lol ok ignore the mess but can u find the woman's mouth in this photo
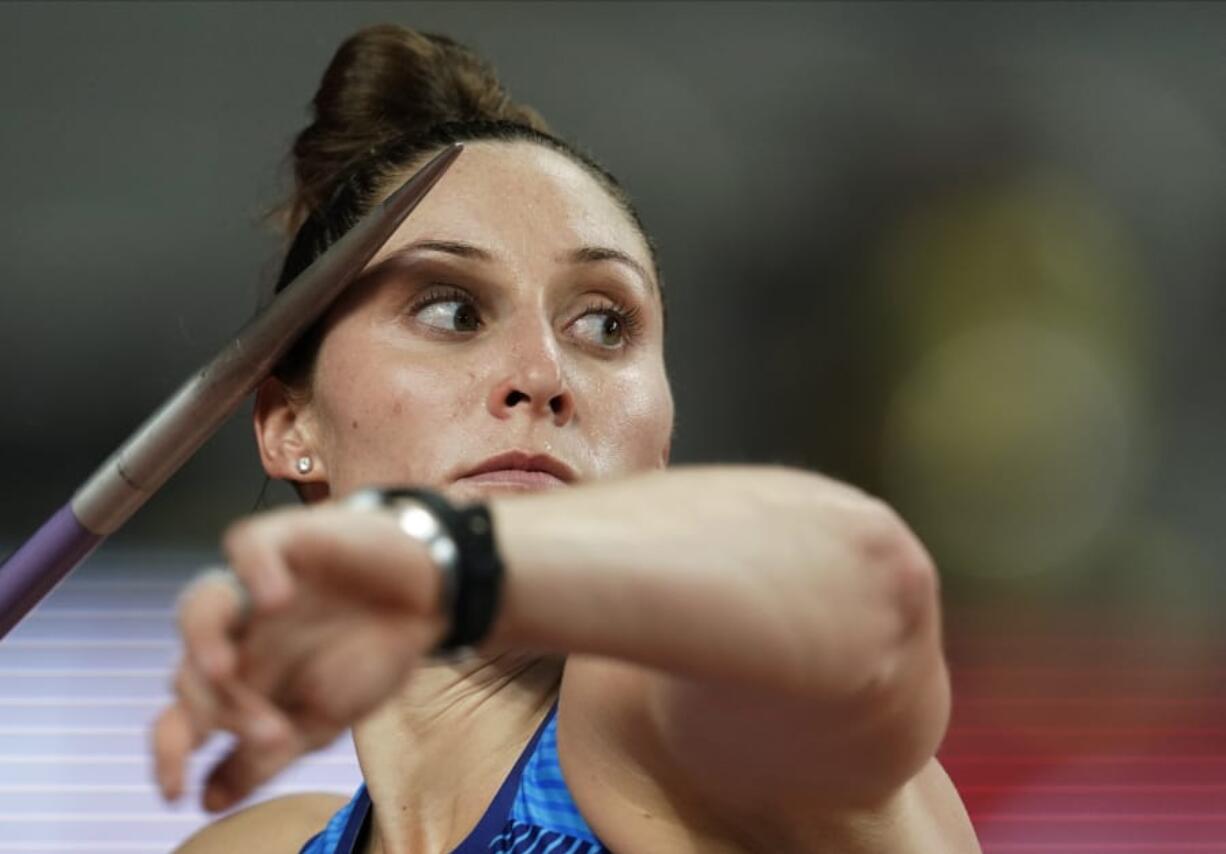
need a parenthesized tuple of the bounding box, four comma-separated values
(451, 450, 577, 491)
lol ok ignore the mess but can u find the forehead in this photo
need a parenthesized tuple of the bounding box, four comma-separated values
(368, 141, 651, 274)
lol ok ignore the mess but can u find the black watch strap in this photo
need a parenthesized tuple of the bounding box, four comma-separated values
(378, 488, 504, 653)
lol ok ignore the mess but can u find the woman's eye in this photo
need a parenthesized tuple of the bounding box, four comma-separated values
(572, 310, 626, 348)
(414, 297, 481, 333)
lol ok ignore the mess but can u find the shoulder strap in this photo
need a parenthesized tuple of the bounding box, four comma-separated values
(325, 704, 559, 854)
(335, 784, 373, 854)
(297, 784, 370, 854)
(449, 703, 559, 853)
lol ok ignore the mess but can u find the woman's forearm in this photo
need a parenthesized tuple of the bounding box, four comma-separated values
(486, 464, 941, 707)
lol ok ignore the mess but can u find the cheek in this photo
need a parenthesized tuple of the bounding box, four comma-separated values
(312, 351, 483, 491)
(585, 365, 674, 474)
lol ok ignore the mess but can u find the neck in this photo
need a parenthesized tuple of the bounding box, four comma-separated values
(354, 652, 562, 854)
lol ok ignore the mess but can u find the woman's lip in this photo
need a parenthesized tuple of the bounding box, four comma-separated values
(453, 469, 568, 488)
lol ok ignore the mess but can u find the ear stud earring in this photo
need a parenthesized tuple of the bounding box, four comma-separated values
(296, 456, 313, 475)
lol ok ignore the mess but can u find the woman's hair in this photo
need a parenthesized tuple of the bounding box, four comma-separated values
(271, 24, 660, 388)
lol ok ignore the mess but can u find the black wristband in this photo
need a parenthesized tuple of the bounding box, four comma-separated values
(378, 488, 504, 653)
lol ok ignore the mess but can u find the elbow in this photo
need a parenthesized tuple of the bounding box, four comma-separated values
(785, 465, 942, 642)
(784, 472, 946, 706)
(870, 500, 945, 688)
(880, 507, 942, 645)
(852, 497, 942, 656)
(849, 505, 952, 797)
(771, 468, 949, 718)
(776, 472, 953, 802)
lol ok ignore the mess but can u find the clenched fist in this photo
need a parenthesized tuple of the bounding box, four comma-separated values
(151, 502, 449, 811)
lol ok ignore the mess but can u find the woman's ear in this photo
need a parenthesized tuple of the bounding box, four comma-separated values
(253, 377, 329, 487)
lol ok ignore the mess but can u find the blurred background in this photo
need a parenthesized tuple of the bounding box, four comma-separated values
(1, 2, 1223, 851)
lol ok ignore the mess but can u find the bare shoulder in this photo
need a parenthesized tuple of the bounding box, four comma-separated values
(173, 792, 350, 854)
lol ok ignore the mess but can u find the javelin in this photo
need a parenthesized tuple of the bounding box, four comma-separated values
(0, 144, 464, 639)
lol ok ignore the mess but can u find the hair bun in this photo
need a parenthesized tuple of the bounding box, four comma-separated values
(283, 24, 547, 233)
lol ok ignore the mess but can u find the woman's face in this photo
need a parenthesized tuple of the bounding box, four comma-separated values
(257, 141, 673, 504)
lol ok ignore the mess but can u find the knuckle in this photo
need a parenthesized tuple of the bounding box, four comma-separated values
(175, 586, 206, 631)
(221, 517, 261, 560)
(176, 571, 231, 631)
(260, 724, 296, 754)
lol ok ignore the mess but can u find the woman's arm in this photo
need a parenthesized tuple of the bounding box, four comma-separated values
(488, 464, 949, 811)
(155, 464, 948, 818)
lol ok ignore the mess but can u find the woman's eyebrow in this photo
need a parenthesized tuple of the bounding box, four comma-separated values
(356, 239, 494, 283)
(382, 239, 494, 265)
(562, 246, 658, 296)
(359, 240, 656, 295)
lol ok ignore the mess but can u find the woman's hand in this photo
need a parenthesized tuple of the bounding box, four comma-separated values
(151, 503, 448, 811)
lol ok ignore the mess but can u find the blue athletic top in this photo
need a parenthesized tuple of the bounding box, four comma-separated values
(298, 704, 613, 854)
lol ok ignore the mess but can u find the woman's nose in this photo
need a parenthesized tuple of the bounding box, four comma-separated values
(485, 325, 575, 426)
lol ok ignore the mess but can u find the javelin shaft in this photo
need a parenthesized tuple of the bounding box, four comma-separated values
(0, 144, 463, 638)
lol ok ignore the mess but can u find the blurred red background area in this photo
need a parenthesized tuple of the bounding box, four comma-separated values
(941, 605, 1226, 853)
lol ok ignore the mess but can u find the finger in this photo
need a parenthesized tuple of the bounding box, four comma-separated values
(201, 684, 309, 812)
(151, 703, 197, 802)
(202, 734, 302, 813)
(177, 651, 299, 751)
(223, 515, 298, 609)
(177, 570, 247, 680)
(173, 658, 225, 738)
